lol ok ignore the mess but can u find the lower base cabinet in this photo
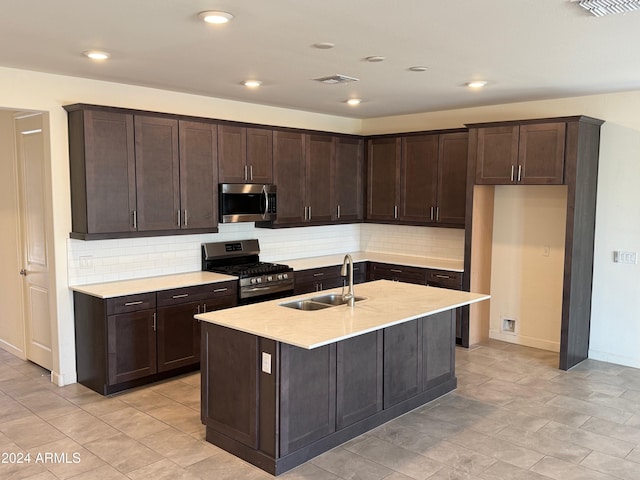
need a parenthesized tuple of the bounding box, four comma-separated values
(74, 280, 237, 395)
(201, 309, 456, 475)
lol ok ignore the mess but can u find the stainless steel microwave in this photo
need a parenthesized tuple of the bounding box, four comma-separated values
(219, 183, 277, 223)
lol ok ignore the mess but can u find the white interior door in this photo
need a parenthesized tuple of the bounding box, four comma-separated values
(15, 112, 53, 371)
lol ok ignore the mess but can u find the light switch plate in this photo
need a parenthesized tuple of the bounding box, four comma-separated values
(261, 352, 272, 374)
(613, 251, 637, 264)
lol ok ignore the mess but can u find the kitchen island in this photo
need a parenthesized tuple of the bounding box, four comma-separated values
(195, 280, 489, 475)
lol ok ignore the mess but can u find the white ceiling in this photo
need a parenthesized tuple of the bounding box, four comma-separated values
(2, 0, 640, 118)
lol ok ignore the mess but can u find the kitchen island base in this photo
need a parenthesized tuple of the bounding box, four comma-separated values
(201, 309, 456, 475)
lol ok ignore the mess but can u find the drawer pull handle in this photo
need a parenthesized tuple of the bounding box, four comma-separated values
(313, 273, 324, 277)
(213, 288, 228, 293)
(172, 293, 189, 299)
(435, 274, 451, 279)
(124, 301, 143, 306)
(390, 269, 403, 273)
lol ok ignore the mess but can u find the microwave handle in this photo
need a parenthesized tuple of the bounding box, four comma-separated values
(262, 185, 269, 218)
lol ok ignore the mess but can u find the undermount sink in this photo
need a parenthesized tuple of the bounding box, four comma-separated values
(280, 294, 367, 311)
(310, 293, 367, 306)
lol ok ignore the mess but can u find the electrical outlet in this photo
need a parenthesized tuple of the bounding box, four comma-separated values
(261, 352, 272, 374)
(502, 318, 516, 334)
(79, 255, 93, 269)
(613, 251, 637, 264)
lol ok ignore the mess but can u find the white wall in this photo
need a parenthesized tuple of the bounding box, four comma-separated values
(362, 91, 640, 369)
(489, 186, 567, 352)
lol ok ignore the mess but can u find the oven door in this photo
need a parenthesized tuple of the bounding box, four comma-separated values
(240, 283, 294, 305)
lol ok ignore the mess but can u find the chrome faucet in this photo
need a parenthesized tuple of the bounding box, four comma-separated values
(341, 254, 355, 307)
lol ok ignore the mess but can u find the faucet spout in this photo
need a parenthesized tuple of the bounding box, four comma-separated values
(341, 254, 355, 307)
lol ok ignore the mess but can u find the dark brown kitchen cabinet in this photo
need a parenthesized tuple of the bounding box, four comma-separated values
(218, 125, 273, 183)
(437, 132, 469, 225)
(305, 134, 334, 223)
(66, 108, 137, 238)
(179, 121, 218, 230)
(368, 262, 427, 285)
(400, 134, 439, 223)
(73, 280, 237, 395)
(367, 137, 401, 221)
(334, 136, 364, 222)
(475, 122, 565, 185)
(134, 115, 181, 231)
(426, 269, 464, 343)
(273, 131, 306, 224)
(294, 265, 344, 294)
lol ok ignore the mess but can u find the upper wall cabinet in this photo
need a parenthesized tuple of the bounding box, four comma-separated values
(367, 130, 468, 227)
(218, 125, 273, 184)
(334, 136, 364, 222)
(473, 121, 566, 185)
(65, 105, 218, 239)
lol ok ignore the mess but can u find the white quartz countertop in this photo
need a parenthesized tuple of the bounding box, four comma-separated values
(281, 252, 463, 272)
(196, 280, 488, 349)
(70, 271, 238, 299)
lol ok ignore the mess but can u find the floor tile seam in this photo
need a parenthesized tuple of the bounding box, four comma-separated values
(493, 428, 593, 464)
(124, 457, 186, 479)
(579, 420, 640, 444)
(577, 451, 634, 480)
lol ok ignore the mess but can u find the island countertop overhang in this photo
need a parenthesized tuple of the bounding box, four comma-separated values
(195, 279, 490, 349)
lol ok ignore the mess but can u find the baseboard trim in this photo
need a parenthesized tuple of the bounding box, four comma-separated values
(489, 330, 560, 352)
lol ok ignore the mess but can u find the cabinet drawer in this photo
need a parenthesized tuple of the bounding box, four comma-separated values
(157, 281, 238, 307)
(426, 270, 463, 289)
(294, 265, 342, 284)
(106, 293, 156, 315)
(369, 263, 427, 285)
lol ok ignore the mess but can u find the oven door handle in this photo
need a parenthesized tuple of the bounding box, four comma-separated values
(244, 285, 279, 293)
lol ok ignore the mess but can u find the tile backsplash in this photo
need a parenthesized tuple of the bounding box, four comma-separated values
(67, 223, 464, 286)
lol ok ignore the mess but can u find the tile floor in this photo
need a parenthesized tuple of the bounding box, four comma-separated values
(2, 341, 640, 479)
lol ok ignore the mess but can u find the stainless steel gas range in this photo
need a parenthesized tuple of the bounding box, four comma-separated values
(201, 239, 294, 304)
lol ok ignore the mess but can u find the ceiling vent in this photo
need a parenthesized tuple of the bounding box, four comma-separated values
(313, 74, 359, 85)
(578, 0, 640, 16)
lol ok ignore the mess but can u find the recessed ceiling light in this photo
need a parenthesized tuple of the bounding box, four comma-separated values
(83, 50, 110, 60)
(365, 56, 385, 63)
(409, 66, 428, 72)
(313, 42, 335, 49)
(243, 80, 262, 88)
(466, 80, 488, 88)
(346, 98, 362, 106)
(199, 11, 234, 24)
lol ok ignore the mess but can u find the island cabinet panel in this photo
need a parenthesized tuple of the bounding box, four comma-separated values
(422, 311, 455, 390)
(279, 344, 337, 456)
(336, 331, 383, 429)
(202, 324, 259, 449)
(383, 319, 420, 408)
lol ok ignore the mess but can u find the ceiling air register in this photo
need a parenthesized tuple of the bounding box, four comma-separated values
(578, 0, 640, 16)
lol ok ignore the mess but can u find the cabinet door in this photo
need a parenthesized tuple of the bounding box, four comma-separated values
(107, 310, 156, 385)
(367, 137, 401, 221)
(518, 123, 565, 185)
(437, 132, 468, 225)
(156, 301, 200, 372)
(336, 331, 383, 429)
(218, 125, 247, 183)
(273, 131, 305, 224)
(475, 126, 519, 184)
(72, 109, 136, 234)
(306, 134, 333, 223)
(383, 319, 420, 408)
(179, 120, 218, 230)
(401, 135, 438, 223)
(134, 116, 180, 231)
(246, 127, 273, 183)
(422, 311, 455, 390)
(369, 263, 427, 285)
(280, 343, 336, 455)
(334, 136, 363, 221)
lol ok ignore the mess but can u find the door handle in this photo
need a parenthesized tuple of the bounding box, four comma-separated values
(19, 269, 28, 276)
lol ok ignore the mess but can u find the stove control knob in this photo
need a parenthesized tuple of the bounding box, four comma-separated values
(256, 277, 262, 283)
(282, 273, 288, 280)
(277, 274, 283, 280)
(250, 278, 257, 285)
(267, 275, 273, 282)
